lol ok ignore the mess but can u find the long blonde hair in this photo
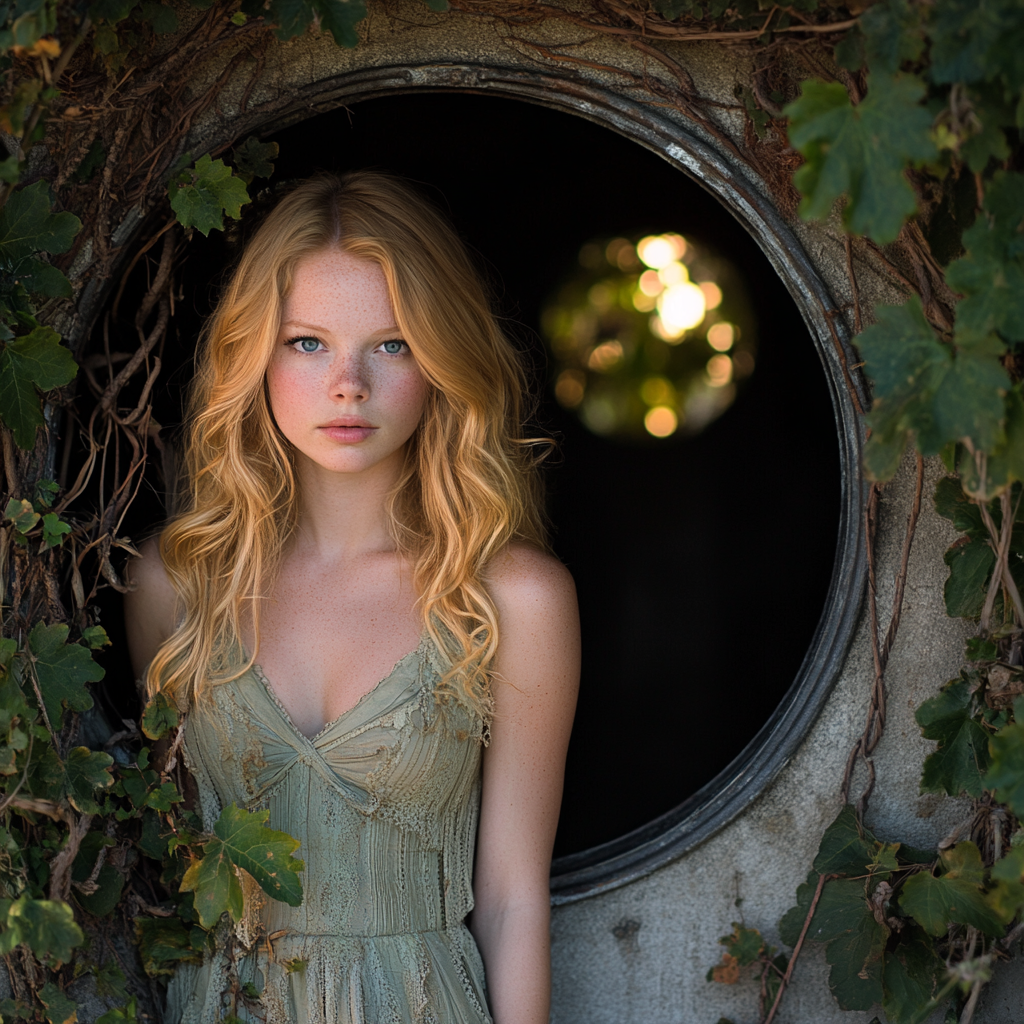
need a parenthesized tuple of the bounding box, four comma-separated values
(146, 171, 550, 712)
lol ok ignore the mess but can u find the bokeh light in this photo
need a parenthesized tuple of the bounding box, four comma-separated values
(542, 232, 757, 440)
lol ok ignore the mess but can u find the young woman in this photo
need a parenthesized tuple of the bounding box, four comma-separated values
(124, 172, 580, 1024)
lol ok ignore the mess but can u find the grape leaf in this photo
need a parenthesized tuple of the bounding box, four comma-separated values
(933, 476, 986, 535)
(930, 0, 1024, 95)
(141, 691, 179, 740)
(0, 326, 80, 448)
(169, 155, 250, 237)
(268, 0, 367, 47)
(81, 626, 111, 650)
(38, 981, 76, 1024)
(985, 697, 1024, 816)
(0, 180, 81, 261)
(916, 678, 991, 795)
(4, 496, 38, 533)
(899, 842, 1005, 936)
(942, 537, 995, 619)
(28, 622, 105, 730)
(813, 804, 878, 876)
(41, 513, 70, 548)
(231, 136, 279, 185)
(180, 803, 303, 928)
(139, 0, 178, 33)
(785, 73, 936, 243)
(946, 171, 1024, 344)
(1, 896, 84, 962)
(881, 930, 944, 1024)
(0, 0, 57, 51)
(17, 259, 72, 299)
(63, 746, 115, 814)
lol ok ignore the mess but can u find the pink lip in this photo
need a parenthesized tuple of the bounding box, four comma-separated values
(318, 417, 377, 443)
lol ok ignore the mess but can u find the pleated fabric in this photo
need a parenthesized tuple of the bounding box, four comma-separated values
(165, 633, 492, 1024)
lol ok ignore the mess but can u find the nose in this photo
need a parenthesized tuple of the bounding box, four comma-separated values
(329, 349, 369, 402)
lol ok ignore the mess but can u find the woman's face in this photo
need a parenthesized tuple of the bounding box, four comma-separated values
(266, 249, 428, 479)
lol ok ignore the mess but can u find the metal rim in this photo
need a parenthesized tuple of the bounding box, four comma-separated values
(216, 62, 869, 903)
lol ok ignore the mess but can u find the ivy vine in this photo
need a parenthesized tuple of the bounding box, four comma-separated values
(0, 1, 1020, 1023)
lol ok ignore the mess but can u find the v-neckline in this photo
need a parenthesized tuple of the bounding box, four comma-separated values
(247, 636, 427, 745)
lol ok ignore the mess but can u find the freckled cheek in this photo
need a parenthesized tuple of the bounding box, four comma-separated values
(266, 364, 327, 431)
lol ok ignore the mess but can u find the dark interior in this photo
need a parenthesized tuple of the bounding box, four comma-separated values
(88, 93, 841, 859)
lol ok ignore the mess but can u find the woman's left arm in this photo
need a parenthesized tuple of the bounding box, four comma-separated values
(470, 543, 581, 1024)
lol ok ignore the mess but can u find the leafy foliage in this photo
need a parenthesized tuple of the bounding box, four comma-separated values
(169, 155, 250, 237)
(181, 803, 304, 928)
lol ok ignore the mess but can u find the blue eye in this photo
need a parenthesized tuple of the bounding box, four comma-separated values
(381, 340, 406, 355)
(291, 337, 322, 353)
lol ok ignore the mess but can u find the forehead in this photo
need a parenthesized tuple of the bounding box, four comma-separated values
(282, 249, 395, 330)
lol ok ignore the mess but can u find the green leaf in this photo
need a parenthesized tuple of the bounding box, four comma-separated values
(899, 842, 1005, 937)
(881, 930, 943, 1024)
(169, 155, 250, 237)
(943, 538, 995, 620)
(0, 344, 43, 448)
(4, 496, 39, 533)
(916, 678, 991, 795)
(141, 691, 179, 740)
(28, 622, 105, 730)
(2, 896, 83, 962)
(180, 803, 303, 928)
(419, 0, 447, 9)
(808, 880, 886, 1009)
(982, 386, 1024, 493)
(41, 513, 70, 548)
(934, 477, 986, 535)
(719, 922, 763, 966)
(930, 0, 1024, 94)
(857, 0, 925, 77)
(780, 871, 820, 948)
(268, 0, 367, 47)
(785, 73, 936, 243)
(0, 325, 79, 447)
(63, 746, 114, 814)
(135, 916, 201, 976)
(89, 0, 139, 23)
(81, 626, 111, 650)
(77, 862, 124, 918)
(38, 981, 76, 1024)
(0, 180, 81, 261)
(985, 697, 1024, 816)
(18, 258, 72, 299)
(7, 326, 78, 390)
(231, 136, 279, 185)
(813, 804, 877, 876)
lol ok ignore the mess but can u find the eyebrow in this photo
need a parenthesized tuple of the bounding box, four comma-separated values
(280, 320, 401, 336)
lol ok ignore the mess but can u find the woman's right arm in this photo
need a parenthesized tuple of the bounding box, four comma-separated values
(123, 535, 178, 681)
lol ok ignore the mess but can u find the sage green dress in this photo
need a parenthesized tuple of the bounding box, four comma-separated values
(166, 633, 493, 1024)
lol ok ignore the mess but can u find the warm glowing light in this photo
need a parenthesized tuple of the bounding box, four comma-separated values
(644, 405, 678, 437)
(640, 377, 675, 407)
(699, 281, 723, 309)
(606, 238, 634, 270)
(707, 354, 733, 387)
(555, 369, 586, 407)
(632, 289, 657, 312)
(657, 282, 707, 335)
(637, 233, 686, 270)
(707, 322, 735, 351)
(638, 270, 663, 296)
(658, 261, 689, 287)
(588, 340, 624, 372)
(649, 314, 680, 343)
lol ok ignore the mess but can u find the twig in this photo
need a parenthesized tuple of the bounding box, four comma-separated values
(762, 872, 830, 1024)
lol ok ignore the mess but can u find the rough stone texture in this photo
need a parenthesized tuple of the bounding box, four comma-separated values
(133, 4, 1011, 1021)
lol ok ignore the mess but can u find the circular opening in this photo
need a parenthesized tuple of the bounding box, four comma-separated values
(94, 81, 862, 899)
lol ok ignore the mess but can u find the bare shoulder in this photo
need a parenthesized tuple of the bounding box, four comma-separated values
(123, 534, 178, 678)
(484, 541, 578, 624)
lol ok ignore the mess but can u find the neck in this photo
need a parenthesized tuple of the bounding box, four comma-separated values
(289, 448, 406, 561)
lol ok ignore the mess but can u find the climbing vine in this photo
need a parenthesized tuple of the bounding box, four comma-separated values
(0, 0, 1020, 1022)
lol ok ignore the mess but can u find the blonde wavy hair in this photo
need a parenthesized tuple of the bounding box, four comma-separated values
(146, 171, 550, 713)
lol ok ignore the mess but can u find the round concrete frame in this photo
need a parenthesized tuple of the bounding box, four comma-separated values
(233, 62, 870, 904)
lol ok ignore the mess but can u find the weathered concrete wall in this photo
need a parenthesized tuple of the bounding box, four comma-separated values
(167, 5, 1012, 1021)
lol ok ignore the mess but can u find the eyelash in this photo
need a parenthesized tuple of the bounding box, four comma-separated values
(284, 337, 409, 356)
